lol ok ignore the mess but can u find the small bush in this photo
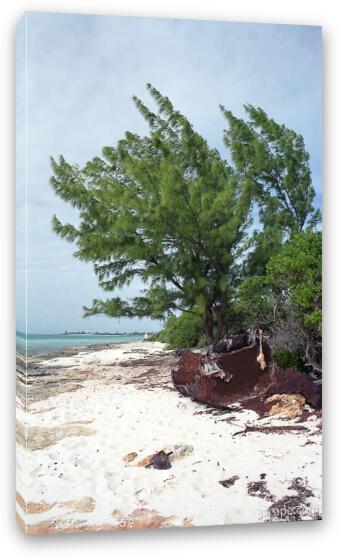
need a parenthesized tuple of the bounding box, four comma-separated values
(161, 313, 203, 349)
(273, 347, 307, 373)
(147, 331, 163, 342)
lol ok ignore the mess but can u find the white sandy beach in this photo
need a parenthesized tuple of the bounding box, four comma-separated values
(16, 342, 322, 534)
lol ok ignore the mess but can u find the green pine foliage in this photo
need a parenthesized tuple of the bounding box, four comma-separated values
(221, 104, 320, 275)
(50, 84, 255, 342)
(50, 84, 320, 349)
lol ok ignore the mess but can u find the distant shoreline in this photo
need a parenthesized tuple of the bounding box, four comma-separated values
(16, 331, 149, 357)
(16, 331, 155, 337)
(62, 332, 155, 336)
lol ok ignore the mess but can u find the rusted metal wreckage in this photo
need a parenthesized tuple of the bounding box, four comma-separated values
(171, 330, 321, 413)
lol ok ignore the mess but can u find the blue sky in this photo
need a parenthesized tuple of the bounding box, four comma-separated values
(16, 12, 322, 334)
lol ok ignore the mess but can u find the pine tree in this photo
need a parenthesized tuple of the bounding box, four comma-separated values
(50, 85, 320, 342)
(221, 104, 320, 274)
(50, 84, 253, 342)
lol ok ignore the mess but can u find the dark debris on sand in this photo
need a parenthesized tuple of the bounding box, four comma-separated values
(219, 475, 240, 488)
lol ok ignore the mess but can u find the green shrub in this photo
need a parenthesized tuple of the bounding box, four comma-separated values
(273, 347, 307, 372)
(147, 331, 163, 342)
(162, 313, 203, 349)
(266, 231, 322, 333)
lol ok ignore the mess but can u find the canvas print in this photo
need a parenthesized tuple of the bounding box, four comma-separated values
(16, 13, 322, 535)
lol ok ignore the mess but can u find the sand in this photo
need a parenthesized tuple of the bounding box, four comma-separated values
(16, 342, 322, 535)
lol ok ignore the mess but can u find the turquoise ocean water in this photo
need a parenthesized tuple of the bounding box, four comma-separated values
(16, 331, 144, 356)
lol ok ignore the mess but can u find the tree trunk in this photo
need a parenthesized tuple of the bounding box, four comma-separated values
(204, 302, 214, 343)
(213, 292, 227, 342)
(214, 308, 225, 342)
